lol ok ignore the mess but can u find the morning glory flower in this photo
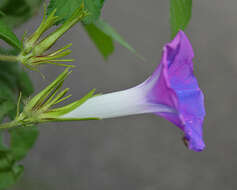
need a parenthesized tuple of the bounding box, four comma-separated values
(62, 31, 206, 151)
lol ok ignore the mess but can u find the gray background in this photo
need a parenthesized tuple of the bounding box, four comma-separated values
(12, 0, 237, 189)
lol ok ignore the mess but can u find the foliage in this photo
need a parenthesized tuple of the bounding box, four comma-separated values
(0, 0, 194, 189)
(0, 0, 43, 28)
(47, 0, 138, 59)
(83, 21, 114, 59)
(47, 0, 105, 24)
(0, 142, 24, 190)
(0, 49, 38, 189)
(0, 20, 22, 49)
(84, 19, 138, 59)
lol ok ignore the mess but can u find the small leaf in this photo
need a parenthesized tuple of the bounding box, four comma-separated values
(0, 149, 23, 190)
(95, 19, 137, 55)
(0, 62, 20, 91)
(170, 0, 192, 38)
(9, 126, 39, 161)
(0, 99, 15, 122)
(0, 51, 18, 122)
(0, 11, 5, 16)
(12, 164, 24, 179)
(0, 132, 6, 150)
(0, 83, 16, 122)
(0, 171, 15, 190)
(0, 149, 13, 171)
(47, 0, 105, 24)
(0, 20, 21, 49)
(84, 23, 114, 59)
(0, 157, 23, 190)
(84, 19, 142, 60)
(0, 48, 33, 96)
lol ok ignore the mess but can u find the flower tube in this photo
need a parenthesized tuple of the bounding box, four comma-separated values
(62, 31, 206, 151)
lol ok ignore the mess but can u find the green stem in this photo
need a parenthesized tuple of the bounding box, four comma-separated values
(0, 54, 18, 62)
(0, 120, 18, 129)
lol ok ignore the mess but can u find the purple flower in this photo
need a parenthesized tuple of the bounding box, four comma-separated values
(146, 30, 206, 151)
(62, 31, 206, 152)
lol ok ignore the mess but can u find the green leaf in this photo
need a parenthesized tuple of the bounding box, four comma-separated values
(0, 171, 15, 190)
(0, 149, 14, 171)
(0, 48, 37, 186)
(0, 83, 16, 122)
(0, 0, 43, 28)
(84, 19, 141, 59)
(0, 48, 34, 96)
(0, 20, 21, 49)
(0, 132, 5, 150)
(170, 0, 192, 38)
(0, 149, 24, 190)
(12, 164, 24, 179)
(47, 0, 105, 24)
(0, 48, 36, 187)
(0, 167, 24, 190)
(9, 126, 39, 161)
(95, 19, 138, 55)
(0, 10, 5, 16)
(0, 50, 18, 121)
(84, 23, 114, 59)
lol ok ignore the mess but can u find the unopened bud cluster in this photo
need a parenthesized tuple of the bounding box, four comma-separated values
(17, 4, 88, 71)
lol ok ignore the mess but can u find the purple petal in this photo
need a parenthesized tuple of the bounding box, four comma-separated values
(146, 31, 206, 151)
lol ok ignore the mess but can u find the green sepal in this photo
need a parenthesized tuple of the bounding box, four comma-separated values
(0, 69, 100, 128)
(19, 43, 75, 70)
(24, 69, 70, 113)
(43, 88, 97, 118)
